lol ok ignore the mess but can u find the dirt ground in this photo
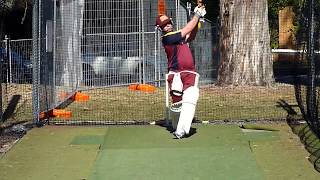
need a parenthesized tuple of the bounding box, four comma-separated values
(0, 125, 27, 155)
(0, 132, 20, 154)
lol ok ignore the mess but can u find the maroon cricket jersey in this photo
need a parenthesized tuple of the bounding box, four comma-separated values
(161, 31, 196, 72)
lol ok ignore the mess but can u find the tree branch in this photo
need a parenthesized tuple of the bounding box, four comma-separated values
(21, 0, 28, 24)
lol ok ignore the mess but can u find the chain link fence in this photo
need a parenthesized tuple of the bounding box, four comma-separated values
(288, 0, 320, 137)
(0, 37, 33, 127)
(32, 0, 217, 124)
(278, 0, 320, 171)
(30, 0, 319, 131)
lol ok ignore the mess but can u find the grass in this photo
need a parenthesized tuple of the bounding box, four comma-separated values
(0, 83, 300, 124)
(57, 83, 299, 122)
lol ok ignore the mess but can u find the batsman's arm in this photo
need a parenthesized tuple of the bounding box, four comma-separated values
(186, 21, 199, 42)
(180, 12, 201, 38)
(181, 2, 205, 39)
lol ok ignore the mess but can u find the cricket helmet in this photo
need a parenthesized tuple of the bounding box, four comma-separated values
(155, 15, 173, 30)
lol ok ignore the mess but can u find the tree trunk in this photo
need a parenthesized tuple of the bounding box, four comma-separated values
(217, 0, 274, 86)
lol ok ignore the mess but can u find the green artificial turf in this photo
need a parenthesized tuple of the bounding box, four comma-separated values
(89, 125, 264, 180)
(0, 127, 106, 180)
(0, 125, 319, 180)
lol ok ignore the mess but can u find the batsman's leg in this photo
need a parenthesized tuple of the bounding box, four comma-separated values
(165, 74, 170, 126)
(175, 86, 199, 136)
(166, 73, 183, 130)
(170, 102, 182, 130)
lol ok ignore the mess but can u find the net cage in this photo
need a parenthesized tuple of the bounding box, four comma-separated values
(32, 0, 216, 124)
(291, 0, 320, 137)
(30, 0, 320, 172)
(32, 0, 312, 126)
(288, 0, 320, 171)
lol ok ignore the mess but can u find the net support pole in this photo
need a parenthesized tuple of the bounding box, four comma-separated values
(0, 76, 1, 122)
(307, 0, 317, 127)
(32, 0, 40, 124)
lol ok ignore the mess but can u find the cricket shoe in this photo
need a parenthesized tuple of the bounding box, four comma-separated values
(173, 131, 185, 139)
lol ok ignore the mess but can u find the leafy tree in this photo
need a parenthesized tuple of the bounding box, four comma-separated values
(0, 0, 32, 40)
(0, 0, 14, 39)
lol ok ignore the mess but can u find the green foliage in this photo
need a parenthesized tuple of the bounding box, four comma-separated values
(0, 0, 14, 14)
(180, 0, 220, 22)
(268, 0, 304, 49)
(0, 0, 32, 16)
(181, 0, 307, 48)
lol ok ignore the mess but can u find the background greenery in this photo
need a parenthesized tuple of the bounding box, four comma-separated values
(268, 0, 304, 49)
(179, 0, 307, 49)
(0, 0, 313, 48)
(0, 0, 32, 39)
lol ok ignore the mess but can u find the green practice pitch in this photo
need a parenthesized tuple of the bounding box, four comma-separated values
(0, 124, 319, 180)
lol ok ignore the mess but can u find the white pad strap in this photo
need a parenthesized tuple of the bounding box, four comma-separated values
(171, 73, 183, 96)
(167, 71, 200, 97)
(170, 102, 182, 112)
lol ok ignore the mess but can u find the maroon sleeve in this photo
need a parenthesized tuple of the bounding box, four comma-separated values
(186, 23, 199, 42)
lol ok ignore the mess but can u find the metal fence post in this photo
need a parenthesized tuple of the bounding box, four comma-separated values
(138, 0, 142, 84)
(141, 0, 145, 84)
(307, 0, 317, 130)
(32, 0, 40, 125)
(5, 35, 12, 84)
(0, 38, 2, 122)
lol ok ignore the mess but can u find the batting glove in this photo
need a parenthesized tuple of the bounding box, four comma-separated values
(194, 6, 206, 18)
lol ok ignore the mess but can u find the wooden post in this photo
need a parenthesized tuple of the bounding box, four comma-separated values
(278, 6, 295, 61)
(279, 6, 295, 48)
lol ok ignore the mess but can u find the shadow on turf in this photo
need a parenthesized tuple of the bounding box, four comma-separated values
(155, 120, 197, 138)
(276, 99, 320, 172)
(287, 120, 320, 173)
